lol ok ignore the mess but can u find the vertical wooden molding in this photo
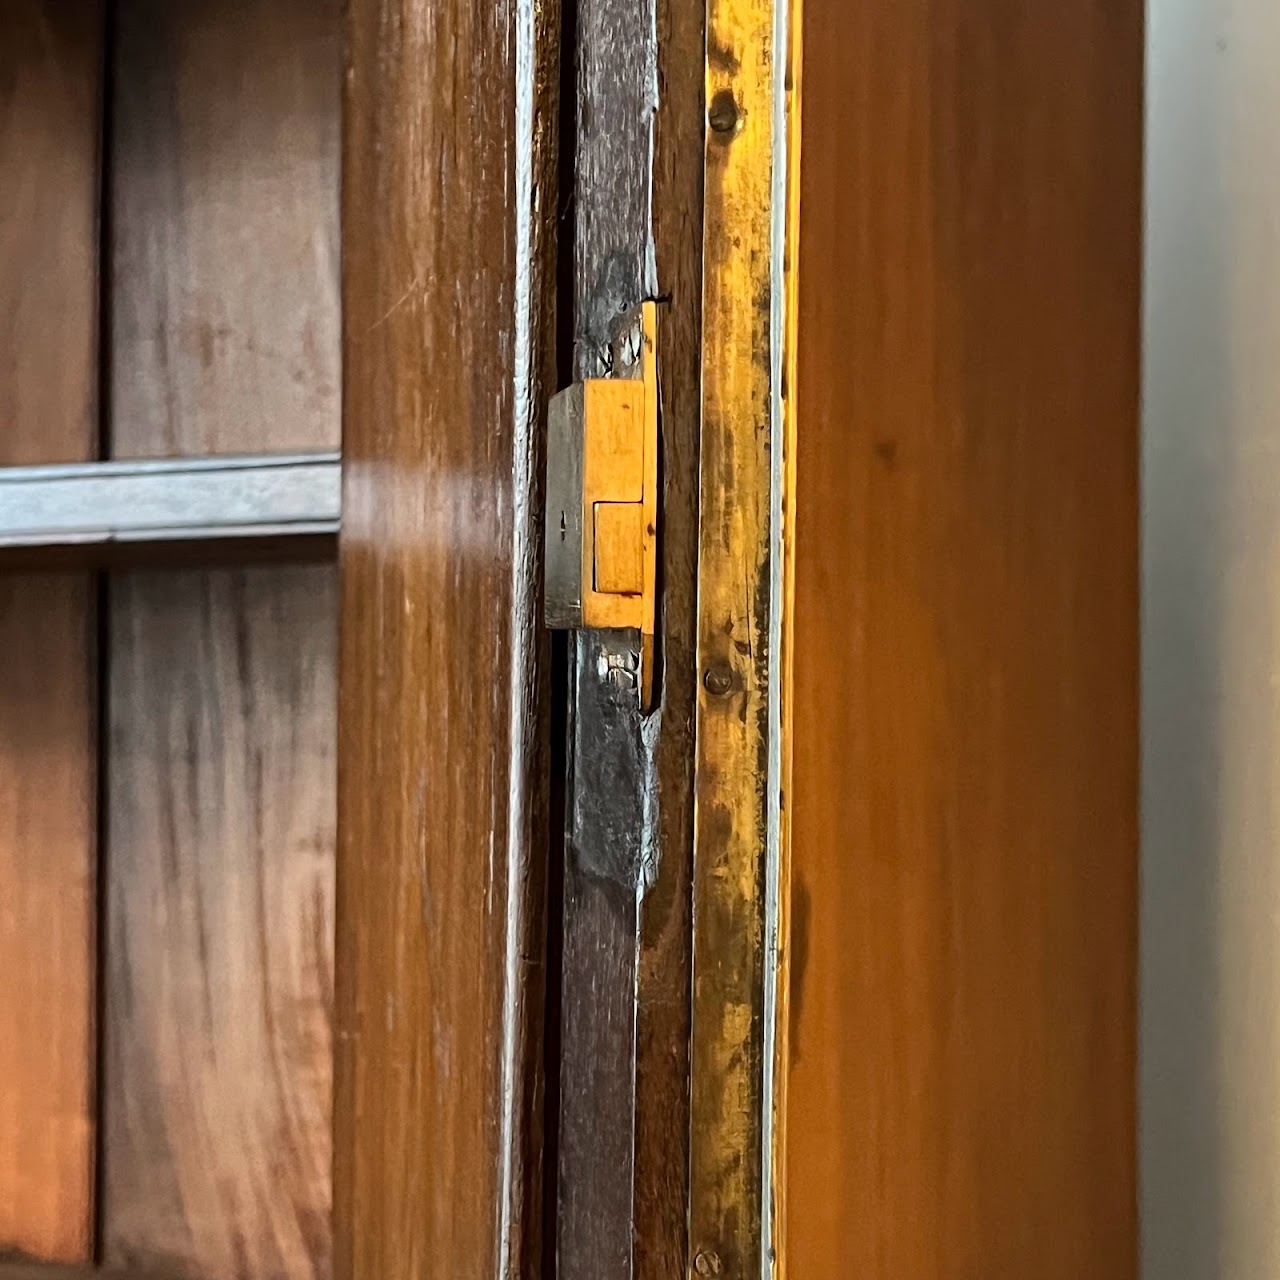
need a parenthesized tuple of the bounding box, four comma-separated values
(554, 0, 704, 1272)
(0, 1, 104, 1261)
(334, 0, 559, 1274)
(688, 0, 780, 1273)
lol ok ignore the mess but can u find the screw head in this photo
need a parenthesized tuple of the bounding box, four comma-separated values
(708, 89, 740, 135)
(703, 663, 733, 696)
(694, 1250, 722, 1276)
(608, 666, 637, 692)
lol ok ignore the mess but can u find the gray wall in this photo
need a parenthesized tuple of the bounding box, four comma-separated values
(1143, 0, 1280, 1273)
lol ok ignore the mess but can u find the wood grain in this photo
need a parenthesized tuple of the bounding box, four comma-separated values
(109, 0, 340, 457)
(0, 1, 102, 1262)
(0, 1, 102, 448)
(104, 4, 341, 1277)
(103, 568, 336, 1280)
(0, 578, 96, 1264)
(786, 0, 1142, 1274)
(688, 0, 776, 1269)
(334, 0, 558, 1275)
(555, 0, 704, 1273)
(0, 1262, 174, 1280)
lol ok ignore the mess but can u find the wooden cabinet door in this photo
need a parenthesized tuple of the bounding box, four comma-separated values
(336, 0, 1141, 1274)
(0, 0, 1140, 1275)
(776, 1, 1142, 1277)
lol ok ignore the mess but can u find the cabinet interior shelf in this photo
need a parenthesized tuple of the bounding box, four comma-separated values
(0, 451, 340, 569)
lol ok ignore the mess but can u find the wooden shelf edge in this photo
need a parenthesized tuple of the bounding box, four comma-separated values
(0, 452, 340, 570)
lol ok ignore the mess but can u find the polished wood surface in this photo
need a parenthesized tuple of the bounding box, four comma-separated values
(109, 0, 340, 457)
(555, 0, 703, 1273)
(103, 569, 335, 1280)
(103, 4, 341, 1276)
(0, 1, 102, 1261)
(334, 0, 557, 1275)
(556, 2, 654, 1240)
(786, 0, 1142, 1274)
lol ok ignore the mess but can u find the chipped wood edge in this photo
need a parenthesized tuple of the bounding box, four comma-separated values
(688, 0, 792, 1269)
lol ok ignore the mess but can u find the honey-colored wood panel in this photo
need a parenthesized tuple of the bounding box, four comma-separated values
(0, 2, 102, 1262)
(334, 0, 558, 1274)
(102, 567, 336, 1280)
(109, 0, 340, 458)
(785, 0, 1141, 1275)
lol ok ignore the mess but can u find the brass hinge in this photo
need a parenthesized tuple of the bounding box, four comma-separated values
(544, 300, 659, 710)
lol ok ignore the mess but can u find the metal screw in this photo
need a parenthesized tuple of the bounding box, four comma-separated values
(694, 1250, 722, 1276)
(603, 647, 640, 693)
(708, 89, 739, 135)
(608, 666, 637, 692)
(704, 663, 733, 696)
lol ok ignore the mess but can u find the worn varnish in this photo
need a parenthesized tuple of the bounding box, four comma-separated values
(0, 1, 102, 1262)
(334, 0, 558, 1276)
(555, 0, 704, 1274)
(103, 3, 341, 1277)
(786, 0, 1142, 1274)
(687, 0, 778, 1268)
(103, 569, 336, 1280)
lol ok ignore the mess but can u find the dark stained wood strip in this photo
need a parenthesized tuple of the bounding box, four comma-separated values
(555, 0, 703, 1272)
(333, 0, 559, 1274)
(786, 0, 1142, 1273)
(0, 0, 103, 1262)
(631, 8, 704, 1269)
(0, 537, 336, 574)
(102, 568, 336, 1280)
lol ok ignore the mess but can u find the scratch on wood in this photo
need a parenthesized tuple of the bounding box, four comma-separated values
(368, 278, 423, 333)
